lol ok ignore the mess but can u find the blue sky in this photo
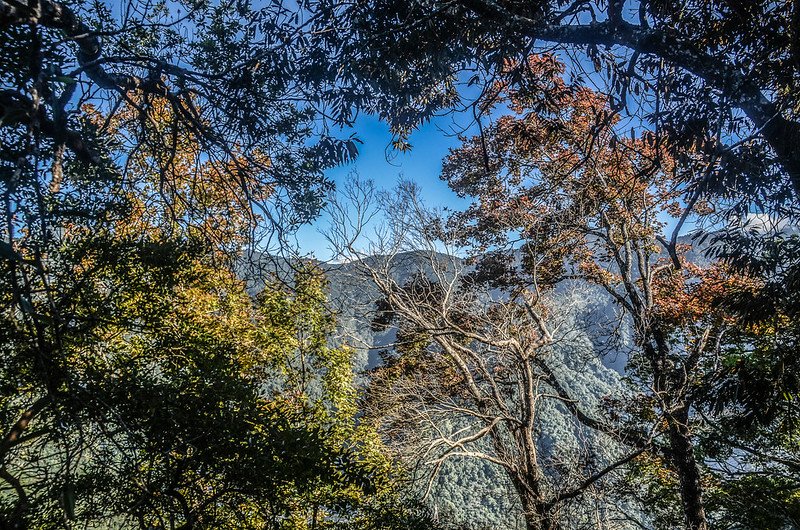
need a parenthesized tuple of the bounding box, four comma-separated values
(291, 68, 693, 259)
(295, 113, 475, 258)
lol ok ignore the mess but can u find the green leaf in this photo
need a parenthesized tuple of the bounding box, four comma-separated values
(51, 75, 78, 85)
(0, 241, 22, 262)
(62, 484, 76, 519)
(19, 296, 34, 314)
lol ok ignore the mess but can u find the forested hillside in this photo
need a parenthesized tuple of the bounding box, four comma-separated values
(2, 0, 800, 529)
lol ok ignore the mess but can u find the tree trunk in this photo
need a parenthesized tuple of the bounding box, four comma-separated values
(667, 409, 708, 530)
(520, 494, 542, 530)
(517, 489, 557, 530)
(649, 330, 708, 530)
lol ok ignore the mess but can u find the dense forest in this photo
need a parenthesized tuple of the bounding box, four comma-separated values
(1, 0, 799, 528)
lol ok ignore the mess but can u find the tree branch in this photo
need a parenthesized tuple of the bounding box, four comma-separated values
(547, 445, 649, 508)
(0, 90, 102, 165)
(458, 0, 800, 194)
(0, 395, 50, 461)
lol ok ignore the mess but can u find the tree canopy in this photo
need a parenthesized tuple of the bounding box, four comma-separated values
(3, 0, 800, 529)
(0, 2, 442, 525)
(332, 0, 800, 214)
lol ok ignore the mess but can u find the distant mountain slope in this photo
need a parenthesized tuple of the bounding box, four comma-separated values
(243, 250, 643, 529)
